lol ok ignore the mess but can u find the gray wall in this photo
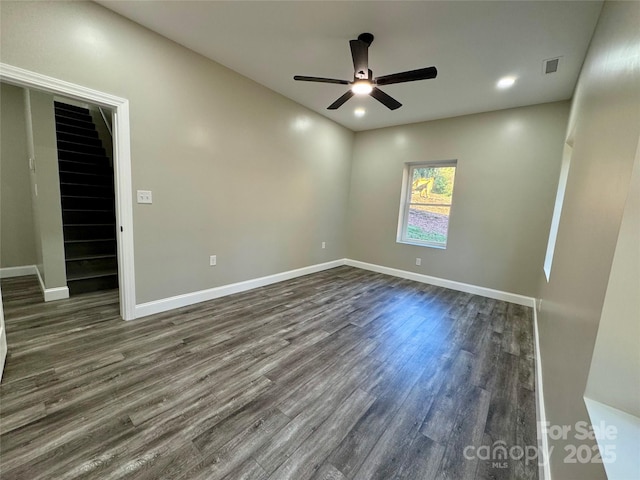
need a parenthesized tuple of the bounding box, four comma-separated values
(24, 89, 67, 289)
(0, 0, 355, 304)
(536, 1, 640, 479)
(585, 139, 640, 418)
(0, 83, 37, 268)
(347, 102, 569, 297)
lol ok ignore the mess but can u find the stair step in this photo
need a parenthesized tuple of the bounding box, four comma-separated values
(66, 253, 117, 262)
(57, 140, 105, 156)
(60, 182, 114, 198)
(55, 107, 92, 123)
(54, 115, 96, 130)
(68, 270, 117, 281)
(59, 171, 113, 186)
(64, 239, 116, 258)
(64, 223, 115, 226)
(58, 158, 111, 173)
(62, 211, 115, 225)
(66, 255, 117, 277)
(56, 131, 103, 147)
(56, 122, 99, 138)
(63, 225, 116, 242)
(67, 275, 118, 295)
(65, 238, 116, 245)
(54, 101, 90, 114)
(61, 195, 114, 210)
(67, 270, 117, 281)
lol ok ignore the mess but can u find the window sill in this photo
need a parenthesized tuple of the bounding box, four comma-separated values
(397, 239, 447, 250)
(583, 397, 640, 479)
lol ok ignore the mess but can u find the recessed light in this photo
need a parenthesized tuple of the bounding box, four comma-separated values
(354, 108, 366, 117)
(352, 81, 373, 95)
(497, 76, 517, 89)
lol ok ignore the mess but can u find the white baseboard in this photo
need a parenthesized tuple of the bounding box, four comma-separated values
(0, 265, 37, 278)
(533, 302, 552, 480)
(136, 258, 538, 320)
(345, 259, 536, 307)
(43, 287, 70, 302)
(0, 265, 69, 301)
(135, 259, 346, 319)
(34, 267, 69, 302)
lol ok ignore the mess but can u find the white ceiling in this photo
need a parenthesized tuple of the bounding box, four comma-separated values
(98, 1, 603, 132)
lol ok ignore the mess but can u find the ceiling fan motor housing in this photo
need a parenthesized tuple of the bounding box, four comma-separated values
(358, 33, 374, 46)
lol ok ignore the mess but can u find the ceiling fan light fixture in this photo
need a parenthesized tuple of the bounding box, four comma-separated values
(352, 80, 373, 95)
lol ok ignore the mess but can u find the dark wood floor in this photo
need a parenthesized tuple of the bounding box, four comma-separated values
(0, 267, 538, 480)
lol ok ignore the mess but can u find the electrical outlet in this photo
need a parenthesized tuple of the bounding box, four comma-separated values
(322, 242, 326, 249)
(415, 258, 422, 266)
(210, 255, 217, 266)
(137, 190, 153, 204)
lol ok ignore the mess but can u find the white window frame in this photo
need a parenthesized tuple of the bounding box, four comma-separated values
(397, 160, 457, 249)
(543, 143, 573, 281)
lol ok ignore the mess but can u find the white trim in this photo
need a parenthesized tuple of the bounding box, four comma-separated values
(583, 397, 640, 480)
(135, 259, 346, 319)
(33, 267, 69, 302)
(0, 265, 68, 300)
(135, 258, 538, 320)
(533, 302, 552, 480)
(0, 265, 37, 278)
(345, 259, 536, 307)
(0, 283, 6, 382)
(0, 63, 136, 320)
(43, 287, 70, 302)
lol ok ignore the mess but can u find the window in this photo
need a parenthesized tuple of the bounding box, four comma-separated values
(397, 161, 457, 248)
(543, 143, 572, 281)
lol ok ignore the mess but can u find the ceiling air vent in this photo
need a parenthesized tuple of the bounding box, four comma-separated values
(543, 57, 561, 74)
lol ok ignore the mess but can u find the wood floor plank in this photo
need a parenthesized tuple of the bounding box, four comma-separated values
(267, 388, 376, 480)
(434, 386, 491, 480)
(351, 353, 448, 480)
(393, 434, 446, 480)
(253, 354, 381, 474)
(0, 268, 538, 480)
(309, 463, 347, 480)
(221, 458, 268, 480)
(420, 351, 475, 443)
(327, 337, 445, 477)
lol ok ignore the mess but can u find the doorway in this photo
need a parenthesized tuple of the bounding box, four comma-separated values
(0, 63, 135, 321)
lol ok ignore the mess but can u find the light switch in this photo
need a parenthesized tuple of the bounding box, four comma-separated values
(137, 190, 152, 204)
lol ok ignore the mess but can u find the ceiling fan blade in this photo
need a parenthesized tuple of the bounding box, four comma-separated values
(369, 87, 402, 110)
(294, 75, 350, 85)
(374, 66, 438, 86)
(327, 90, 355, 110)
(349, 39, 369, 80)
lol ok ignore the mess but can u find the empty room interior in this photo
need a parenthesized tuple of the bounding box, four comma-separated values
(0, 1, 638, 479)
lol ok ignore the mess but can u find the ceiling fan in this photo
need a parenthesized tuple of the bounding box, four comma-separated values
(294, 33, 437, 111)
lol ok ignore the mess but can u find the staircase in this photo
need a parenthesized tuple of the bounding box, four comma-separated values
(54, 101, 118, 295)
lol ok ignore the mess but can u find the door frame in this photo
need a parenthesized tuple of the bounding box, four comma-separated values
(0, 63, 136, 320)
